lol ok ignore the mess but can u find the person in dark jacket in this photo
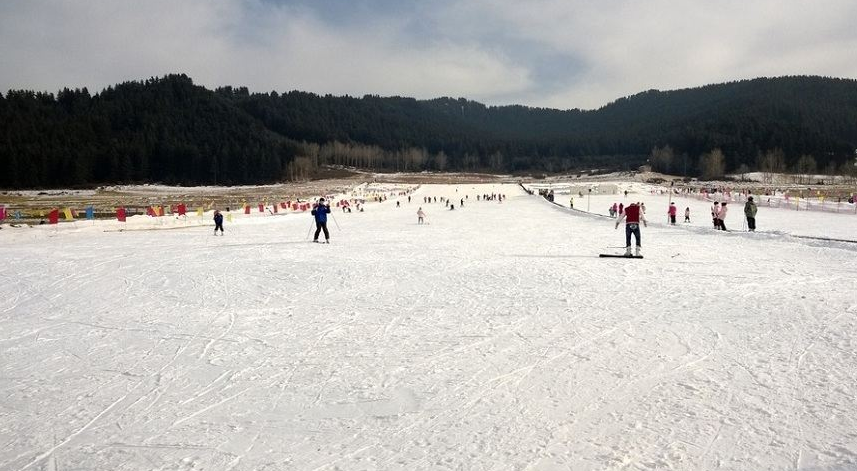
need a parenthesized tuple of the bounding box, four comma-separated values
(311, 198, 331, 243)
(744, 196, 758, 232)
(213, 210, 224, 235)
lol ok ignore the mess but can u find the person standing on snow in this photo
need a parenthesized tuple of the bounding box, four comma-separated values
(668, 202, 677, 225)
(684, 207, 691, 223)
(213, 210, 224, 235)
(615, 201, 647, 256)
(311, 198, 331, 243)
(711, 201, 721, 229)
(417, 207, 426, 224)
(744, 196, 758, 232)
(717, 202, 728, 231)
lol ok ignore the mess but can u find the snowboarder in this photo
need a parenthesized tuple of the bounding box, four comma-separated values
(615, 201, 647, 256)
(213, 210, 224, 235)
(311, 198, 331, 243)
(417, 207, 426, 224)
(744, 197, 757, 232)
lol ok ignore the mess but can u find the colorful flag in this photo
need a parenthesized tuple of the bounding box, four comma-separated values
(116, 207, 126, 222)
(0, 205, 5, 221)
(63, 208, 74, 221)
(177, 204, 187, 216)
(226, 213, 233, 223)
(244, 205, 251, 214)
(197, 207, 204, 217)
(49, 209, 59, 224)
(85, 206, 94, 220)
(258, 203, 264, 213)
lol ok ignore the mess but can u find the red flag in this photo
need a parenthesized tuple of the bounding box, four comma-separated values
(146, 206, 156, 217)
(116, 207, 126, 222)
(157, 206, 165, 216)
(258, 203, 264, 213)
(244, 205, 251, 214)
(177, 204, 187, 216)
(48, 209, 59, 224)
(273, 204, 278, 213)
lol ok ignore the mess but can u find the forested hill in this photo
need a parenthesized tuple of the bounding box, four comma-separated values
(2, 74, 857, 189)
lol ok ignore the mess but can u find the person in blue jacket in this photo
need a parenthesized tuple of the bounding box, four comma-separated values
(213, 210, 224, 235)
(311, 198, 331, 243)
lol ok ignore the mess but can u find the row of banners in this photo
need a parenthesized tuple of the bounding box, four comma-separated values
(0, 199, 353, 224)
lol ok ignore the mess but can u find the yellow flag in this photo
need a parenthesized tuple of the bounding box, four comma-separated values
(207, 201, 213, 209)
(63, 208, 74, 221)
(226, 213, 233, 223)
(197, 207, 204, 217)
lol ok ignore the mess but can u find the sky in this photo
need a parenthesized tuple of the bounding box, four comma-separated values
(2, 0, 857, 109)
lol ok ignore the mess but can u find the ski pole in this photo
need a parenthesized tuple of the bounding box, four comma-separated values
(329, 210, 341, 231)
(305, 219, 315, 240)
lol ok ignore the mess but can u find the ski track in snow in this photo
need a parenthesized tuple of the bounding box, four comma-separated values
(2, 182, 857, 470)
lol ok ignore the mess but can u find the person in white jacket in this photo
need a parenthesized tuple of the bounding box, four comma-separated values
(716, 202, 728, 231)
(417, 208, 426, 224)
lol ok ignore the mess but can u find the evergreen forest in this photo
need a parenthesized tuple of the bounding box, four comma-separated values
(2, 74, 857, 188)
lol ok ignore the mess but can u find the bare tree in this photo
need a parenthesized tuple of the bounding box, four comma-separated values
(650, 145, 674, 174)
(699, 148, 726, 180)
(794, 154, 817, 184)
(434, 151, 448, 171)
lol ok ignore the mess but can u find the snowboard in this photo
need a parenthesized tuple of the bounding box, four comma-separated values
(599, 254, 643, 259)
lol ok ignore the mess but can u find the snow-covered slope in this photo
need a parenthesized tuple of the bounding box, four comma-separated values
(2, 183, 856, 471)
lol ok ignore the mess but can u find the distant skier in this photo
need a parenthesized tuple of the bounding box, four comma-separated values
(213, 210, 224, 235)
(684, 207, 691, 223)
(668, 202, 677, 225)
(744, 196, 757, 232)
(311, 198, 331, 243)
(417, 207, 426, 224)
(711, 201, 721, 229)
(615, 201, 647, 256)
(716, 202, 728, 231)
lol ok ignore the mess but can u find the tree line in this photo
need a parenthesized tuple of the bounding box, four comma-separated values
(2, 74, 856, 189)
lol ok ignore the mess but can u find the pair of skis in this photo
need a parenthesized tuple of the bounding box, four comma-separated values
(599, 253, 643, 259)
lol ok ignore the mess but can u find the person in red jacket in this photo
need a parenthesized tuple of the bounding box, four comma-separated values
(615, 201, 648, 256)
(668, 202, 677, 225)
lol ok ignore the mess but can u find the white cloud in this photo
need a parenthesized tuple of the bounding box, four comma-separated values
(1, 0, 856, 109)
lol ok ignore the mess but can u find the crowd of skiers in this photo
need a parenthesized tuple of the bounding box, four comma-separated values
(610, 195, 760, 256)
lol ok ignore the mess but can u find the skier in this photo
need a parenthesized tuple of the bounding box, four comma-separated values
(417, 207, 426, 224)
(717, 202, 728, 231)
(744, 196, 757, 231)
(311, 198, 331, 243)
(213, 210, 224, 235)
(615, 201, 647, 256)
(668, 202, 677, 225)
(684, 207, 691, 223)
(711, 201, 721, 229)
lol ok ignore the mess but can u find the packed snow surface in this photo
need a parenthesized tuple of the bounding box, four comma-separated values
(2, 182, 857, 471)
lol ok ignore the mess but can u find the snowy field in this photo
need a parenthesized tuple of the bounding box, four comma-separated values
(2, 182, 857, 471)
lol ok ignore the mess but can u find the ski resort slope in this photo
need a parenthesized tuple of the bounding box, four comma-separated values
(2, 183, 857, 471)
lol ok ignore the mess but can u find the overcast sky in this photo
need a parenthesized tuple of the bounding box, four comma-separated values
(2, 0, 856, 110)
